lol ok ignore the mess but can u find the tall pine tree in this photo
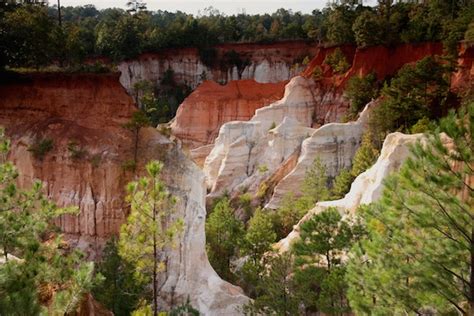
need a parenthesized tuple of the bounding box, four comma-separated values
(119, 160, 183, 316)
(347, 104, 474, 314)
(0, 128, 96, 314)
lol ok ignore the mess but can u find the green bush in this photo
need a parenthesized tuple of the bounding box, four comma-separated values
(369, 56, 450, 140)
(121, 159, 137, 172)
(352, 10, 383, 48)
(67, 140, 87, 160)
(324, 48, 350, 75)
(89, 154, 102, 168)
(28, 137, 53, 160)
(344, 73, 379, 119)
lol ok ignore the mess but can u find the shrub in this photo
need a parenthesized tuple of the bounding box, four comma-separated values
(312, 65, 323, 81)
(28, 137, 53, 160)
(344, 73, 379, 119)
(352, 10, 383, 48)
(257, 164, 269, 174)
(67, 140, 87, 160)
(324, 48, 350, 74)
(121, 159, 137, 172)
(90, 154, 102, 168)
(410, 117, 433, 134)
(199, 47, 217, 68)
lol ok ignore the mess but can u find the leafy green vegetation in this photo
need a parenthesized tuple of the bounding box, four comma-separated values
(92, 238, 147, 315)
(132, 75, 192, 126)
(347, 104, 473, 314)
(205, 197, 244, 282)
(292, 207, 364, 315)
(119, 160, 184, 315)
(369, 56, 451, 144)
(1, 1, 473, 70)
(123, 110, 151, 166)
(67, 140, 88, 160)
(344, 72, 379, 119)
(28, 137, 54, 160)
(0, 128, 97, 314)
(323, 48, 350, 74)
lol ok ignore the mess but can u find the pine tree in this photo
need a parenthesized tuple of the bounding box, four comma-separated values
(119, 160, 184, 316)
(244, 253, 299, 316)
(331, 168, 354, 200)
(301, 156, 330, 205)
(347, 104, 474, 314)
(0, 128, 96, 314)
(242, 208, 276, 264)
(351, 131, 379, 178)
(291, 207, 363, 315)
(239, 208, 276, 297)
(205, 197, 244, 282)
(92, 238, 146, 315)
(272, 193, 309, 240)
(123, 110, 151, 167)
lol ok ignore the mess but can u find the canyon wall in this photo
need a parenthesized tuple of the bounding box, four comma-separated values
(119, 40, 319, 94)
(202, 76, 369, 206)
(276, 132, 425, 252)
(0, 73, 248, 315)
(170, 80, 286, 148)
(192, 42, 448, 209)
(172, 42, 443, 158)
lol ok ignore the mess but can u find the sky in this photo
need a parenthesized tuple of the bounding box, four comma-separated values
(58, 0, 376, 15)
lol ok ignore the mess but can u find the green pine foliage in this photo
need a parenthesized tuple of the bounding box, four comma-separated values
(271, 193, 309, 240)
(323, 48, 350, 75)
(369, 56, 450, 142)
(1, 1, 473, 70)
(205, 197, 244, 282)
(331, 168, 354, 200)
(301, 157, 330, 205)
(92, 238, 147, 315)
(347, 104, 474, 314)
(239, 208, 276, 297)
(119, 160, 184, 316)
(272, 157, 331, 240)
(344, 72, 379, 119)
(291, 207, 363, 315)
(123, 110, 151, 166)
(241, 208, 276, 263)
(28, 137, 54, 160)
(352, 10, 383, 48)
(350, 131, 379, 178)
(0, 128, 96, 315)
(243, 253, 299, 316)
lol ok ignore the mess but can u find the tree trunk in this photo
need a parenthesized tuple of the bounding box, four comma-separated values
(3, 245, 7, 262)
(57, 0, 62, 26)
(152, 177, 158, 316)
(470, 228, 474, 316)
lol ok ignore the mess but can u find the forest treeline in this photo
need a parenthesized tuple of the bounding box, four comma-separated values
(0, 0, 473, 69)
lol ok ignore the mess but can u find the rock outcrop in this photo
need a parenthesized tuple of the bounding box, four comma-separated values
(119, 40, 319, 94)
(203, 76, 317, 197)
(198, 42, 447, 208)
(275, 132, 424, 252)
(171, 42, 443, 159)
(203, 77, 374, 206)
(265, 103, 373, 209)
(452, 43, 474, 92)
(0, 73, 248, 315)
(170, 80, 286, 148)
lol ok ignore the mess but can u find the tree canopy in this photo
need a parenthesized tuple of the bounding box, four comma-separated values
(347, 103, 474, 314)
